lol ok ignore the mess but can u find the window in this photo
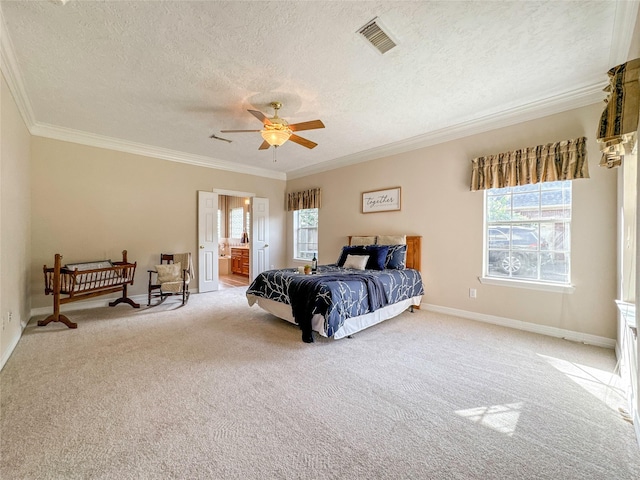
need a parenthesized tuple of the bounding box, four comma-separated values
(230, 207, 244, 239)
(484, 181, 571, 284)
(294, 208, 318, 261)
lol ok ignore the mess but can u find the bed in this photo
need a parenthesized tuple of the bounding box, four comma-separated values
(246, 235, 424, 342)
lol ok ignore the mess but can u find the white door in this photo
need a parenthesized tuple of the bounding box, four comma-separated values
(251, 197, 269, 280)
(198, 191, 219, 293)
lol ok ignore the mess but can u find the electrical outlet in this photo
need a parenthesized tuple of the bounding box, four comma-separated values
(8, 311, 12, 322)
(469, 288, 477, 299)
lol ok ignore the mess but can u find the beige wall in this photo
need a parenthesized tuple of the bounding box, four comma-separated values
(15, 97, 623, 340)
(287, 103, 618, 339)
(30, 138, 287, 308)
(1, 74, 31, 366)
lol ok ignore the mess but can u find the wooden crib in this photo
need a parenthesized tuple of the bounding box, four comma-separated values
(41, 250, 139, 329)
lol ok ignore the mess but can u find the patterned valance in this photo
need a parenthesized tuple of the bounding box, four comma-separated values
(286, 188, 321, 211)
(597, 58, 639, 168)
(470, 137, 589, 192)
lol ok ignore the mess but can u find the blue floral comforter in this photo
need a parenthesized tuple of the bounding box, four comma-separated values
(246, 265, 424, 337)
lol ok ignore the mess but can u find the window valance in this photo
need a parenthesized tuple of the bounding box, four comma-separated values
(286, 188, 321, 211)
(469, 137, 589, 192)
(597, 58, 639, 168)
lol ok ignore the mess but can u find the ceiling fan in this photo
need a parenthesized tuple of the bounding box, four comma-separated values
(221, 102, 325, 150)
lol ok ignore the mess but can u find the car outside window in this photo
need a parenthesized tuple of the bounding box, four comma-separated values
(485, 181, 571, 284)
(294, 208, 318, 261)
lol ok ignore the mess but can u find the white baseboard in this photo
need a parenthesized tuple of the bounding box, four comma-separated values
(30, 293, 149, 317)
(31, 298, 615, 348)
(30, 288, 201, 317)
(0, 327, 23, 371)
(422, 303, 616, 349)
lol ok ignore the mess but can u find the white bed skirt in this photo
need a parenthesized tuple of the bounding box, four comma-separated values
(246, 294, 423, 339)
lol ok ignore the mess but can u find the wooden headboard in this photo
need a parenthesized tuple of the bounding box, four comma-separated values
(348, 235, 422, 272)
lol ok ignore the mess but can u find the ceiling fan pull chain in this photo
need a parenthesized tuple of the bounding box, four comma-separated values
(273, 145, 278, 162)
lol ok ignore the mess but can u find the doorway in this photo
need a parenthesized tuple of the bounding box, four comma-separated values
(199, 190, 269, 294)
(218, 194, 251, 289)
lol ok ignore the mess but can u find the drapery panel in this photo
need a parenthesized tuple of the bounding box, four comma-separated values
(218, 195, 228, 238)
(597, 58, 639, 168)
(469, 137, 589, 192)
(286, 188, 322, 211)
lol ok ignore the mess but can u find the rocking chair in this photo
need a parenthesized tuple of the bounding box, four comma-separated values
(148, 253, 193, 306)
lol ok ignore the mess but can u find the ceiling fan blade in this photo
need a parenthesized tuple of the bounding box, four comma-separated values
(248, 109, 272, 125)
(289, 120, 325, 132)
(220, 129, 261, 133)
(258, 140, 271, 150)
(289, 134, 318, 149)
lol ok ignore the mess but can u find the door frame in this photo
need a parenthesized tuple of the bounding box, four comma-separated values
(212, 188, 256, 285)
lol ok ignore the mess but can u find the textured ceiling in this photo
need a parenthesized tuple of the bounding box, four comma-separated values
(0, 1, 635, 179)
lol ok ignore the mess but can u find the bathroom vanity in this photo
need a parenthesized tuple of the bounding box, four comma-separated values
(231, 247, 250, 276)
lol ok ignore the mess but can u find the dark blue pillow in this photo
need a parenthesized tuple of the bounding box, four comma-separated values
(337, 245, 388, 270)
(337, 246, 367, 266)
(363, 245, 389, 270)
(384, 244, 407, 269)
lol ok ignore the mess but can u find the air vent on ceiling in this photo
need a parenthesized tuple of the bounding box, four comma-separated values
(357, 17, 397, 54)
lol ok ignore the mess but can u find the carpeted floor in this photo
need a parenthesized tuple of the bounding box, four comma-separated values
(2, 288, 639, 479)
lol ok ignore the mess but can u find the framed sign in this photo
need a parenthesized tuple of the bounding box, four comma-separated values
(362, 187, 401, 214)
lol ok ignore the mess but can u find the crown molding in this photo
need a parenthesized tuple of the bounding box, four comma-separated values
(0, 6, 36, 129)
(286, 81, 607, 180)
(609, 0, 640, 66)
(1, 1, 633, 184)
(30, 122, 287, 180)
(0, 5, 284, 181)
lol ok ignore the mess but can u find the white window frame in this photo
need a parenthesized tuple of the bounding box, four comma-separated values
(293, 208, 318, 261)
(480, 181, 575, 293)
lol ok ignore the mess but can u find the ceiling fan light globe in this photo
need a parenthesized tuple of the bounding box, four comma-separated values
(261, 128, 291, 146)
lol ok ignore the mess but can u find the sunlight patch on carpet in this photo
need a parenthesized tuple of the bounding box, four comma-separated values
(537, 354, 625, 410)
(455, 402, 523, 436)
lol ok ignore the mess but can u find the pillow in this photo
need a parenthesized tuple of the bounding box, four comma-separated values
(337, 246, 367, 266)
(343, 254, 369, 270)
(363, 245, 390, 270)
(337, 245, 389, 270)
(350, 236, 376, 246)
(156, 262, 182, 283)
(385, 244, 407, 270)
(65, 260, 113, 271)
(377, 235, 406, 246)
